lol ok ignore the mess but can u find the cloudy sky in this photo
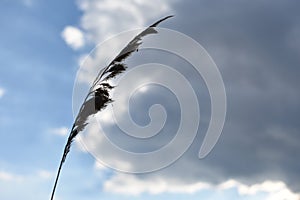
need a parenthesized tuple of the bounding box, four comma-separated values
(1, 0, 300, 200)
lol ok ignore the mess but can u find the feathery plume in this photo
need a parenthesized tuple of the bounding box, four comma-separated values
(50, 15, 173, 200)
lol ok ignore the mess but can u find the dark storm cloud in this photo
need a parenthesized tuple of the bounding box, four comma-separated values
(159, 0, 300, 192)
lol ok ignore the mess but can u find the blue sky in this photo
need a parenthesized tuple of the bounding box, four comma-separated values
(1, 0, 300, 200)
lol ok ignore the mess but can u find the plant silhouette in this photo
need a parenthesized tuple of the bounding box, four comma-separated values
(50, 15, 173, 200)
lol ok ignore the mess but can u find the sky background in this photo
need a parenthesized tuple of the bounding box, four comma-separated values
(1, 0, 300, 200)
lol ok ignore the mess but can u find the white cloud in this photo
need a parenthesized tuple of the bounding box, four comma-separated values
(0, 171, 23, 182)
(103, 173, 211, 195)
(76, 121, 135, 171)
(94, 161, 107, 171)
(0, 169, 59, 200)
(219, 179, 300, 200)
(0, 169, 55, 183)
(102, 174, 300, 199)
(49, 127, 69, 136)
(77, 0, 173, 43)
(0, 87, 5, 98)
(61, 26, 85, 50)
(37, 170, 53, 180)
(69, 0, 175, 84)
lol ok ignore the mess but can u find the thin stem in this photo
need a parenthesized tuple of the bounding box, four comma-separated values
(50, 125, 75, 200)
(50, 153, 64, 200)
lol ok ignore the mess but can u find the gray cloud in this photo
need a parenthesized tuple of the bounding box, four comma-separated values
(161, 0, 300, 192)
